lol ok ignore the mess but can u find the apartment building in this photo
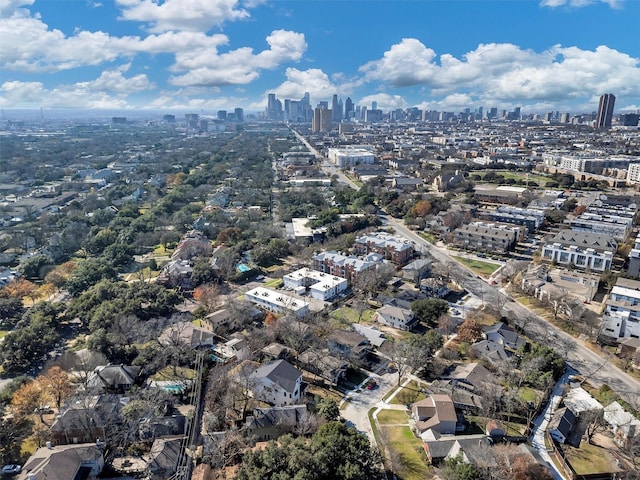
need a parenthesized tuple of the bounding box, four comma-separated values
(354, 231, 415, 265)
(312, 251, 377, 286)
(541, 231, 617, 272)
(600, 278, 640, 341)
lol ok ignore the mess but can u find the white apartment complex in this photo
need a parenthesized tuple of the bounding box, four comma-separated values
(327, 147, 375, 168)
(541, 231, 617, 272)
(245, 287, 310, 318)
(283, 267, 348, 301)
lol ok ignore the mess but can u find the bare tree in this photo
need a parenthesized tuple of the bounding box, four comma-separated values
(583, 409, 607, 445)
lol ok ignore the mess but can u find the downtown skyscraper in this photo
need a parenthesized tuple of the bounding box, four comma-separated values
(596, 93, 616, 129)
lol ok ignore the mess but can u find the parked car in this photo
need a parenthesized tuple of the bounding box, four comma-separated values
(366, 380, 378, 390)
(1, 465, 21, 475)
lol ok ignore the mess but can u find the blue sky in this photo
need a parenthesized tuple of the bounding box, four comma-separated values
(1, 0, 640, 114)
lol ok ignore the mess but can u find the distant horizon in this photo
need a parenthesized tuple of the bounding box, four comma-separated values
(2, 1, 640, 113)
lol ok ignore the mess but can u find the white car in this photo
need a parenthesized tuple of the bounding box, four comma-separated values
(1, 465, 21, 474)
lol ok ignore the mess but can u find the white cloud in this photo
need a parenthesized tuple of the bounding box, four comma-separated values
(169, 30, 306, 87)
(0, 0, 33, 16)
(360, 40, 640, 107)
(115, 0, 250, 33)
(0, 9, 138, 72)
(0, 67, 153, 108)
(540, 0, 622, 8)
(358, 93, 408, 111)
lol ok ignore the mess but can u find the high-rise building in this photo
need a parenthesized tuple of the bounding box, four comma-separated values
(331, 94, 342, 122)
(234, 108, 244, 122)
(217, 110, 227, 120)
(266, 93, 283, 121)
(344, 97, 354, 120)
(596, 93, 616, 129)
(312, 107, 332, 133)
(371, 101, 378, 111)
(620, 113, 639, 127)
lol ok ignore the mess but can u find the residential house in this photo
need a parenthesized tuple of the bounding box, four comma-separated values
(249, 360, 303, 406)
(604, 401, 640, 448)
(469, 339, 511, 365)
(297, 348, 348, 385)
(391, 177, 423, 191)
(18, 443, 105, 480)
(422, 431, 490, 466)
(374, 304, 417, 331)
(50, 395, 121, 446)
(171, 230, 212, 261)
(541, 230, 617, 272)
(411, 395, 458, 436)
(139, 415, 187, 441)
(158, 259, 193, 290)
(245, 405, 308, 441)
(482, 323, 526, 351)
(159, 321, 214, 349)
(86, 365, 142, 394)
(327, 330, 372, 366)
(146, 437, 183, 480)
(550, 385, 603, 447)
(446, 362, 496, 393)
(213, 336, 250, 362)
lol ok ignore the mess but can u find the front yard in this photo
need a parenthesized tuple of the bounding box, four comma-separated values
(450, 256, 501, 276)
(380, 425, 431, 480)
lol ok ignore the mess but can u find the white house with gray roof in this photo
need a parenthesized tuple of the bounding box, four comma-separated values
(249, 359, 303, 406)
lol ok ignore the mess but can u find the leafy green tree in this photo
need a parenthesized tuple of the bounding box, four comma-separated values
(17, 254, 52, 280)
(65, 258, 118, 296)
(316, 397, 340, 422)
(411, 298, 449, 325)
(234, 422, 383, 480)
(0, 297, 24, 328)
(444, 454, 481, 480)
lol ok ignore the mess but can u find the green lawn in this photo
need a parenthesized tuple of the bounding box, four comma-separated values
(330, 306, 374, 325)
(450, 256, 501, 276)
(476, 170, 550, 185)
(419, 232, 436, 244)
(563, 442, 620, 475)
(263, 278, 283, 288)
(519, 386, 540, 404)
(389, 381, 427, 405)
(150, 366, 196, 381)
(380, 425, 430, 480)
(377, 409, 410, 425)
(0, 330, 9, 340)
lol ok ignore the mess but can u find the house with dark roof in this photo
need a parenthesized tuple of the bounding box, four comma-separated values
(249, 359, 303, 406)
(421, 431, 491, 466)
(18, 443, 104, 480)
(245, 405, 308, 441)
(146, 437, 183, 480)
(482, 322, 526, 351)
(297, 348, 348, 385)
(159, 321, 214, 349)
(50, 395, 121, 446)
(327, 330, 372, 365)
(446, 362, 496, 393)
(86, 365, 142, 393)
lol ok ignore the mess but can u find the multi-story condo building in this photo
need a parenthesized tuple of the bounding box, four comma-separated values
(541, 231, 617, 272)
(312, 251, 376, 286)
(569, 212, 633, 241)
(326, 147, 375, 168)
(450, 224, 518, 254)
(627, 233, 640, 278)
(627, 164, 640, 185)
(486, 206, 545, 233)
(600, 278, 640, 341)
(354, 232, 415, 265)
(245, 287, 310, 318)
(283, 268, 348, 301)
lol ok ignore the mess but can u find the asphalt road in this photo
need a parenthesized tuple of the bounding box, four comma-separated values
(383, 215, 640, 403)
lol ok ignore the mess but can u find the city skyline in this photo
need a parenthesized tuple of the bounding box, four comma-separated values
(1, 0, 640, 113)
